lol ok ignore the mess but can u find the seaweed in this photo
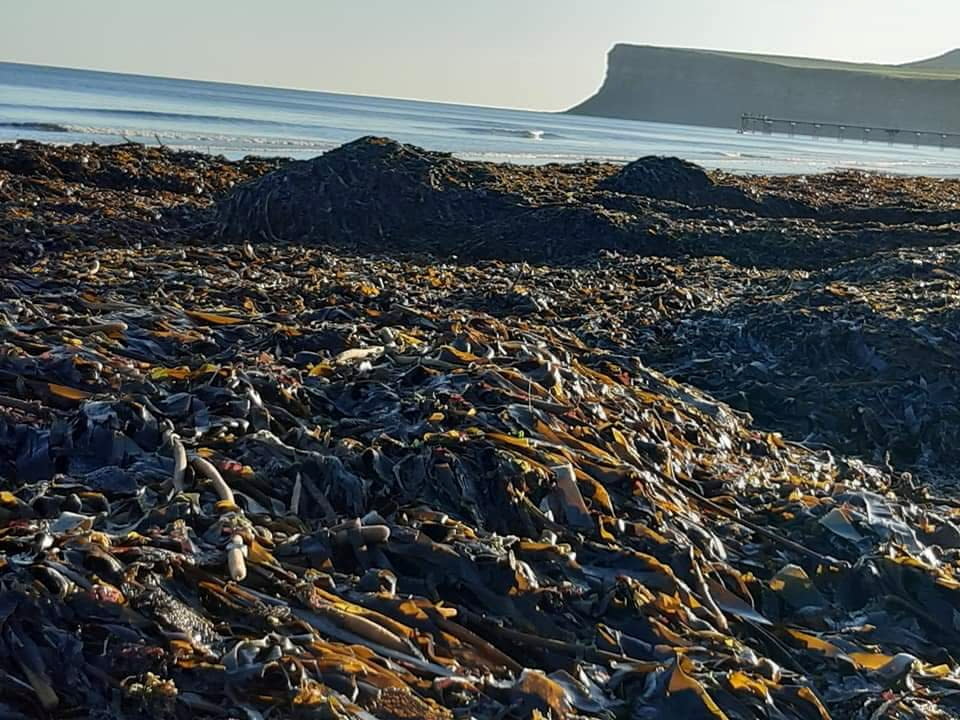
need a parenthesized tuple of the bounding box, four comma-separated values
(1, 137, 960, 719)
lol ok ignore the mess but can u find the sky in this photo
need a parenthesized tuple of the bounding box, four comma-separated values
(3, 1, 959, 110)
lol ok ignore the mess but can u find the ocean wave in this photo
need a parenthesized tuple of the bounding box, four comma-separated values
(456, 151, 636, 165)
(0, 122, 340, 154)
(0, 102, 277, 128)
(702, 150, 782, 161)
(0, 101, 338, 135)
(0, 121, 71, 132)
(456, 126, 564, 141)
(40, 124, 334, 148)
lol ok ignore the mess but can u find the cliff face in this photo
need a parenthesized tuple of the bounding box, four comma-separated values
(569, 45, 960, 133)
(904, 49, 960, 70)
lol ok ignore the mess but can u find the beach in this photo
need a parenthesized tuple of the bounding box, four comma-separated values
(3, 137, 960, 718)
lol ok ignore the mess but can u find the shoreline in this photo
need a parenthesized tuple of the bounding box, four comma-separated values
(3, 137, 960, 718)
(7, 136, 960, 180)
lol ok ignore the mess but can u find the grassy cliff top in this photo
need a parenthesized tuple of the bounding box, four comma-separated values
(612, 44, 960, 80)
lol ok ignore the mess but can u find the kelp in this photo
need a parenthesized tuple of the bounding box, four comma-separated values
(1, 137, 960, 719)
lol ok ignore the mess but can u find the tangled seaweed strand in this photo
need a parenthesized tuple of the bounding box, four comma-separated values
(3, 242, 960, 719)
(2, 138, 960, 719)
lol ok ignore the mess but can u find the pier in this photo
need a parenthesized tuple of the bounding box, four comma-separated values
(739, 113, 960, 150)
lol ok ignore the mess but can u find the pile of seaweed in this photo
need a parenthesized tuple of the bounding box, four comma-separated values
(213, 137, 960, 267)
(2, 137, 960, 719)
(215, 137, 639, 261)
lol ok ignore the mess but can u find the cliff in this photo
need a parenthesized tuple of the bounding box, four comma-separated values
(904, 49, 960, 71)
(568, 44, 960, 133)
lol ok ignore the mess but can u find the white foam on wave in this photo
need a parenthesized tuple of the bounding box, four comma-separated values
(456, 150, 635, 164)
(0, 122, 340, 152)
(456, 126, 563, 141)
(79, 126, 332, 148)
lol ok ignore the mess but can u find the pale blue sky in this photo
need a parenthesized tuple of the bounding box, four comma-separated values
(4, 1, 958, 110)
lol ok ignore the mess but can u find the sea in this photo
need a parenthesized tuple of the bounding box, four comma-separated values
(3, 61, 960, 177)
